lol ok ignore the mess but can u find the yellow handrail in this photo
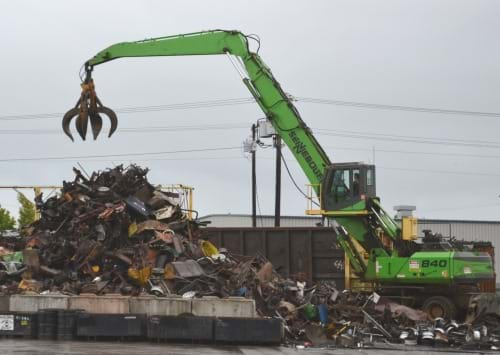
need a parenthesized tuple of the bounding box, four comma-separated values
(305, 183, 321, 215)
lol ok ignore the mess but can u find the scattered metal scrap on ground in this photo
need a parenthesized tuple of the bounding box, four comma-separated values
(0, 165, 499, 350)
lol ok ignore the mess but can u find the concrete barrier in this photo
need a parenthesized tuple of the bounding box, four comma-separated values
(10, 294, 69, 312)
(68, 294, 129, 314)
(6, 294, 257, 318)
(0, 295, 10, 311)
(192, 297, 256, 318)
(129, 296, 191, 316)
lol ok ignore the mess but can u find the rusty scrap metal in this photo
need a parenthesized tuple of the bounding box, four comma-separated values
(0, 164, 499, 350)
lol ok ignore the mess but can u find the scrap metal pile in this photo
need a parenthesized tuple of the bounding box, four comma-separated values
(0, 165, 341, 305)
(241, 258, 500, 350)
(0, 165, 215, 296)
(0, 165, 499, 350)
(278, 288, 500, 350)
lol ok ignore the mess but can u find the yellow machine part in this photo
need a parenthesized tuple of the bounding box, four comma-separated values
(201, 240, 219, 257)
(401, 217, 418, 241)
(128, 267, 152, 286)
(344, 237, 374, 292)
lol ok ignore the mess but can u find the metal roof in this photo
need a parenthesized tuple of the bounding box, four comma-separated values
(199, 214, 500, 225)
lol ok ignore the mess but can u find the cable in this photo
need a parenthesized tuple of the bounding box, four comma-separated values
(315, 128, 500, 146)
(245, 34, 261, 53)
(280, 153, 320, 207)
(420, 203, 500, 213)
(255, 184, 264, 227)
(6, 121, 499, 149)
(5, 120, 500, 159)
(279, 150, 500, 178)
(3, 122, 500, 152)
(322, 146, 500, 160)
(225, 53, 247, 80)
(3, 140, 498, 178)
(0, 98, 255, 121)
(120, 123, 249, 132)
(4, 126, 500, 154)
(114, 98, 255, 113)
(68, 156, 247, 163)
(3, 95, 500, 122)
(297, 97, 500, 119)
(0, 147, 241, 163)
(78, 64, 86, 82)
(315, 130, 500, 149)
(378, 166, 500, 177)
(0, 123, 250, 135)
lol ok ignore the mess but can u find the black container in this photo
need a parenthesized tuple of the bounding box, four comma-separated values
(214, 317, 282, 344)
(0, 312, 37, 338)
(147, 316, 214, 342)
(57, 309, 84, 340)
(76, 313, 146, 339)
(38, 309, 60, 340)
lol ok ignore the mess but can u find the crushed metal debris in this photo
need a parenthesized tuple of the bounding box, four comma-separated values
(0, 165, 499, 350)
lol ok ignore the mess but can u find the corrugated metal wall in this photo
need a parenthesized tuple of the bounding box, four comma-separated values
(199, 214, 322, 228)
(202, 227, 345, 289)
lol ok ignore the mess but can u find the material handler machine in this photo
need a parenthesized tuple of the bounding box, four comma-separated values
(62, 30, 494, 319)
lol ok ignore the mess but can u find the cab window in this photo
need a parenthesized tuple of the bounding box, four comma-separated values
(352, 169, 360, 196)
(367, 168, 374, 186)
(331, 169, 351, 202)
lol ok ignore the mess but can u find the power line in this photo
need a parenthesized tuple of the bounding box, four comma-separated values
(0, 147, 241, 163)
(56, 156, 246, 163)
(4, 121, 500, 159)
(0, 98, 255, 121)
(378, 166, 500, 177)
(3, 122, 500, 152)
(297, 97, 500, 119)
(322, 146, 500, 159)
(316, 128, 500, 146)
(2, 125, 500, 164)
(315, 129, 500, 149)
(2, 95, 500, 122)
(121, 123, 248, 131)
(0, 124, 249, 135)
(280, 155, 308, 198)
(420, 203, 500, 213)
(254, 179, 265, 227)
(3, 114, 499, 151)
(1, 141, 500, 178)
(279, 149, 500, 178)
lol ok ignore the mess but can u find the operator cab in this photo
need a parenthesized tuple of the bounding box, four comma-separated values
(321, 163, 376, 211)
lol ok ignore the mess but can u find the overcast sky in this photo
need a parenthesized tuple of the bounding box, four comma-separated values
(1, 0, 499, 222)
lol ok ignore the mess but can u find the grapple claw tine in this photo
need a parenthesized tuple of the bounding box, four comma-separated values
(89, 111, 103, 140)
(75, 110, 89, 141)
(62, 68, 117, 141)
(98, 106, 118, 138)
(62, 108, 80, 142)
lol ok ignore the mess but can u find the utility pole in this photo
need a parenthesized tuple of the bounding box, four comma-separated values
(274, 135, 281, 227)
(251, 124, 257, 227)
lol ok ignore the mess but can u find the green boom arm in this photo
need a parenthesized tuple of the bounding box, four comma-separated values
(87, 30, 331, 193)
(84, 30, 418, 280)
(82, 30, 495, 287)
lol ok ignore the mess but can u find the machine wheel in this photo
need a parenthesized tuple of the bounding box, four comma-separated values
(422, 296, 457, 320)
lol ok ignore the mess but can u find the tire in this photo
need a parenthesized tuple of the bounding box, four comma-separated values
(422, 296, 457, 320)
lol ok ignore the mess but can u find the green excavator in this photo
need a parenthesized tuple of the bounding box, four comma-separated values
(62, 30, 494, 319)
